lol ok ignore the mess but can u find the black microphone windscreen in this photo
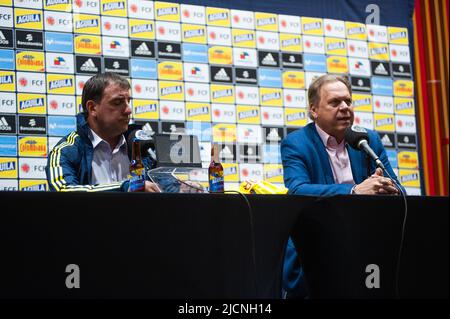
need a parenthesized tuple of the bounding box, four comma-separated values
(344, 125, 370, 150)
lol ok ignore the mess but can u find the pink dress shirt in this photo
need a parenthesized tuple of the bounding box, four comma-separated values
(315, 124, 355, 185)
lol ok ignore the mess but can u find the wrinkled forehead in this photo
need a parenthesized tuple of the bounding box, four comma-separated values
(320, 81, 351, 99)
(103, 82, 131, 98)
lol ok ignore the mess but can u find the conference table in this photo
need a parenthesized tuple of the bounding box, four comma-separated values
(0, 192, 447, 299)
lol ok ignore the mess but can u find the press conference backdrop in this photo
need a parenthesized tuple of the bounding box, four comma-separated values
(0, 0, 421, 194)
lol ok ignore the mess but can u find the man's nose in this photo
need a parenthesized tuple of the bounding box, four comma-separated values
(124, 101, 132, 114)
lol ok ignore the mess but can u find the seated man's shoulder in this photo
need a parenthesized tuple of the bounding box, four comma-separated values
(283, 125, 311, 144)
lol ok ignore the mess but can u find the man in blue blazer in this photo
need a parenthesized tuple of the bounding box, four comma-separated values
(281, 74, 402, 298)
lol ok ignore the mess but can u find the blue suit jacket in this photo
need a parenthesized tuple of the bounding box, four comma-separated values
(281, 123, 402, 196)
(280, 123, 402, 297)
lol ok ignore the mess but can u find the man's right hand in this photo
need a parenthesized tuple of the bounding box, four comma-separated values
(353, 168, 399, 195)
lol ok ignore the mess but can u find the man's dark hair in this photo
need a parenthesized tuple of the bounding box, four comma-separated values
(81, 72, 131, 117)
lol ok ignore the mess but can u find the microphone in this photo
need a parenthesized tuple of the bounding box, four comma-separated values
(344, 125, 385, 170)
(126, 125, 156, 162)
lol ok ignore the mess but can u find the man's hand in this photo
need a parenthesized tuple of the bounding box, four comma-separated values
(354, 168, 399, 195)
(144, 181, 160, 193)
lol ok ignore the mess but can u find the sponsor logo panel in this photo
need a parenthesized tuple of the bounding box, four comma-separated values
(285, 108, 307, 127)
(260, 87, 283, 107)
(47, 115, 76, 136)
(278, 15, 301, 34)
(263, 164, 284, 183)
(103, 57, 129, 76)
(18, 157, 46, 179)
(261, 108, 284, 126)
(185, 102, 211, 122)
(132, 99, 159, 120)
(45, 31, 73, 53)
(212, 123, 236, 143)
(76, 55, 101, 74)
(184, 82, 210, 102)
(0, 28, 13, 48)
(46, 52, 75, 73)
(180, 4, 205, 25)
(239, 163, 263, 181)
(47, 94, 76, 115)
(374, 113, 395, 132)
(284, 89, 306, 108)
(18, 115, 47, 135)
(323, 19, 346, 38)
(346, 22, 367, 40)
(182, 43, 207, 63)
(19, 179, 48, 191)
(102, 36, 130, 57)
(14, 8, 43, 30)
(158, 60, 183, 81)
(47, 73, 75, 95)
(128, 0, 154, 19)
(395, 115, 416, 133)
(101, 16, 128, 37)
(399, 169, 420, 188)
(210, 84, 234, 104)
(74, 34, 102, 55)
(16, 51, 45, 72)
(0, 135, 17, 156)
(373, 95, 394, 114)
(15, 30, 44, 50)
(397, 151, 419, 170)
(206, 7, 230, 27)
(0, 113, 16, 134)
(159, 100, 185, 121)
(230, 9, 254, 30)
(235, 86, 259, 106)
(44, 10, 73, 32)
(73, 13, 101, 35)
(353, 112, 373, 130)
(0, 70, 15, 91)
(18, 136, 47, 157)
(237, 105, 260, 124)
(211, 104, 236, 123)
(130, 58, 157, 79)
(17, 93, 46, 114)
(0, 92, 16, 113)
(155, 21, 181, 42)
(301, 17, 323, 36)
(159, 81, 184, 101)
(182, 24, 206, 44)
(100, 0, 127, 17)
(129, 19, 154, 39)
(0, 157, 18, 179)
(131, 79, 158, 99)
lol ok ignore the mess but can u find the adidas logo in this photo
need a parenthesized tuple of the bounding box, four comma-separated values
(381, 134, 393, 146)
(135, 42, 152, 56)
(267, 128, 281, 141)
(220, 146, 234, 159)
(262, 53, 277, 66)
(214, 68, 230, 81)
(0, 116, 12, 131)
(80, 58, 98, 72)
(0, 30, 10, 45)
(374, 63, 388, 75)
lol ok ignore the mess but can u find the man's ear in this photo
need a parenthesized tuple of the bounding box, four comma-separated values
(86, 100, 97, 118)
(310, 104, 318, 120)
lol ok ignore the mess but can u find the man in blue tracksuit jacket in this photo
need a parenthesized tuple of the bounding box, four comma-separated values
(46, 72, 159, 192)
(281, 74, 404, 298)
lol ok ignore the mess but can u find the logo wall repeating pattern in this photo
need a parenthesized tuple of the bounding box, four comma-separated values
(0, 0, 421, 194)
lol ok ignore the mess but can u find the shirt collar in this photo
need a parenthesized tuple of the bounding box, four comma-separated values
(89, 128, 127, 152)
(315, 124, 345, 150)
